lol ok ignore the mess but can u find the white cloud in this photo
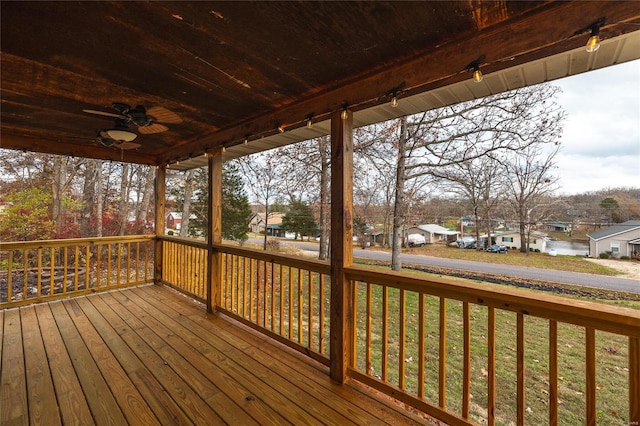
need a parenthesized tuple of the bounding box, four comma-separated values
(553, 60, 640, 193)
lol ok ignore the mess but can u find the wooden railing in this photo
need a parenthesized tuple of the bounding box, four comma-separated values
(14, 234, 636, 424)
(345, 267, 640, 426)
(160, 236, 207, 303)
(0, 235, 154, 308)
(218, 245, 331, 366)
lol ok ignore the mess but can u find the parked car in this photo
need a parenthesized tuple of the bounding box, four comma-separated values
(486, 244, 508, 253)
(456, 237, 476, 249)
(407, 233, 426, 247)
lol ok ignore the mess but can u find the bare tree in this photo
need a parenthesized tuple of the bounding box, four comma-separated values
(275, 137, 331, 259)
(384, 84, 564, 269)
(238, 152, 281, 250)
(179, 169, 196, 238)
(501, 143, 561, 253)
(431, 154, 504, 249)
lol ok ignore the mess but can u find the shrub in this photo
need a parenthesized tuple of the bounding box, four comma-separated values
(620, 256, 630, 260)
(167, 230, 174, 236)
(266, 239, 280, 252)
(599, 252, 610, 259)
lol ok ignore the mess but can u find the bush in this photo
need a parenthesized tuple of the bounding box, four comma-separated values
(620, 256, 630, 260)
(599, 252, 610, 259)
(266, 239, 280, 252)
(167, 230, 174, 236)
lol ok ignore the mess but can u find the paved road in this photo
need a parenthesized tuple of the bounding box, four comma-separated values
(250, 238, 640, 294)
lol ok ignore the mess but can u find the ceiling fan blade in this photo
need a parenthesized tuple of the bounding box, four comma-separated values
(116, 141, 142, 150)
(146, 106, 183, 124)
(83, 109, 126, 119)
(138, 123, 168, 134)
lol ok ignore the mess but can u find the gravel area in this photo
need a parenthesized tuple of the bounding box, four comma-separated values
(583, 258, 640, 280)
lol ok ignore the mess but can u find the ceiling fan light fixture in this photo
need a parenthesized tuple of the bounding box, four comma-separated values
(104, 128, 138, 142)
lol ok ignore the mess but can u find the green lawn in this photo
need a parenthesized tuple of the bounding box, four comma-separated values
(397, 244, 620, 276)
(351, 280, 634, 425)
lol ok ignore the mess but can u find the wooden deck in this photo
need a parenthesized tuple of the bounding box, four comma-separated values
(0, 284, 436, 425)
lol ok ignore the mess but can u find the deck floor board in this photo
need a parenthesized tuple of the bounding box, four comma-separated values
(1, 285, 436, 425)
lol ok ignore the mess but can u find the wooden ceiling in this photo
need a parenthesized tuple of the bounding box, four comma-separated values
(1, 1, 639, 167)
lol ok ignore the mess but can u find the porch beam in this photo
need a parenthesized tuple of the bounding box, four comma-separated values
(158, 2, 640, 165)
(207, 148, 223, 313)
(154, 165, 166, 284)
(329, 109, 354, 384)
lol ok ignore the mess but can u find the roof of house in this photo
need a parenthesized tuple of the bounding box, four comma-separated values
(496, 230, 548, 238)
(587, 221, 640, 241)
(251, 212, 285, 226)
(414, 224, 459, 236)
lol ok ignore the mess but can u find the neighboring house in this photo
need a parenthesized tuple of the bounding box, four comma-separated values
(166, 212, 182, 230)
(166, 212, 197, 231)
(546, 222, 571, 232)
(587, 220, 640, 258)
(405, 224, 460, 244)
(495, 230, 548, 252)
(249, 212, 285, 235)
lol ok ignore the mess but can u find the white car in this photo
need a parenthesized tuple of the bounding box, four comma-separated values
(407, 234, 426, 247)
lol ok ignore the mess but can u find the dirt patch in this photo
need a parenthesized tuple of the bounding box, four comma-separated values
(583, 258, 640, 280)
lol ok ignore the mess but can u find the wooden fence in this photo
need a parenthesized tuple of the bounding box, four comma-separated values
(217, 245, 331, 366)
(0, 235, 154, 308)
(345, 267, 640, 425)
(5, 235, 638, 424)
(160, 236, 207, 303)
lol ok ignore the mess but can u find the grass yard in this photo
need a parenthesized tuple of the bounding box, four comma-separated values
(351, 280, 634, 426)
(232, 237, 637, 424)
(400, 244, 619, 276)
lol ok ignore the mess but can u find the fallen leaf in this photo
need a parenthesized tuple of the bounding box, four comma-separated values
(481, 368, 488, 377)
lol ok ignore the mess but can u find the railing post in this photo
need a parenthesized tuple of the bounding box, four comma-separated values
(330, 108, 353, 384)
(630, 337, 640, 424)
(207, 149, 223, 314)
(154, 165, 166, 285)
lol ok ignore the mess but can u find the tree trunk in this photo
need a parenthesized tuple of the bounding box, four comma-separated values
(318, 138, 330, 260)
(80, 160, 97, 237)
(137, 167, 155, 225)
(519, 211, 528, 253)
(51, 155, 67, 234)
(118, 163, 130, 236)
(474, 206, 481, 251)
(391, 117, 408, 271)
(96, 160, 103, 237)
(179, 169, 195, 238)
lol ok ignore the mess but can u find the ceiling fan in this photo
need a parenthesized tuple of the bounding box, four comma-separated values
(83, 102, 183, 135)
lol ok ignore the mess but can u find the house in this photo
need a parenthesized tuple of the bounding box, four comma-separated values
(495, 230, 548, 252)
(166, 212, 182, 230)
(587, 220, 640, 258)
(546, 222, 571, 232)
(249, 212, 285, 235)
(166, 212, 197, 231)
(405, 224, 460, 244)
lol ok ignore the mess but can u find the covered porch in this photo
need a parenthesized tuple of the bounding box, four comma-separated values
(2, 2, 640, 425)
(1, 284, 431, 425)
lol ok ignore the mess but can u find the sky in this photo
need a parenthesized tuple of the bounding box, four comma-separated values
(552, 59, 640, 195)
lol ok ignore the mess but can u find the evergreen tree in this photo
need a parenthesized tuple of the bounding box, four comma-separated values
(281, 201, 318, 240)
(221, 162, 252, 244)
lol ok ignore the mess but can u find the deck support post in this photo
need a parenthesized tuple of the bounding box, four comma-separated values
(207, 149, 223, 313)
(154, 165, 166, 285)
(329, 108, 354, 384)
